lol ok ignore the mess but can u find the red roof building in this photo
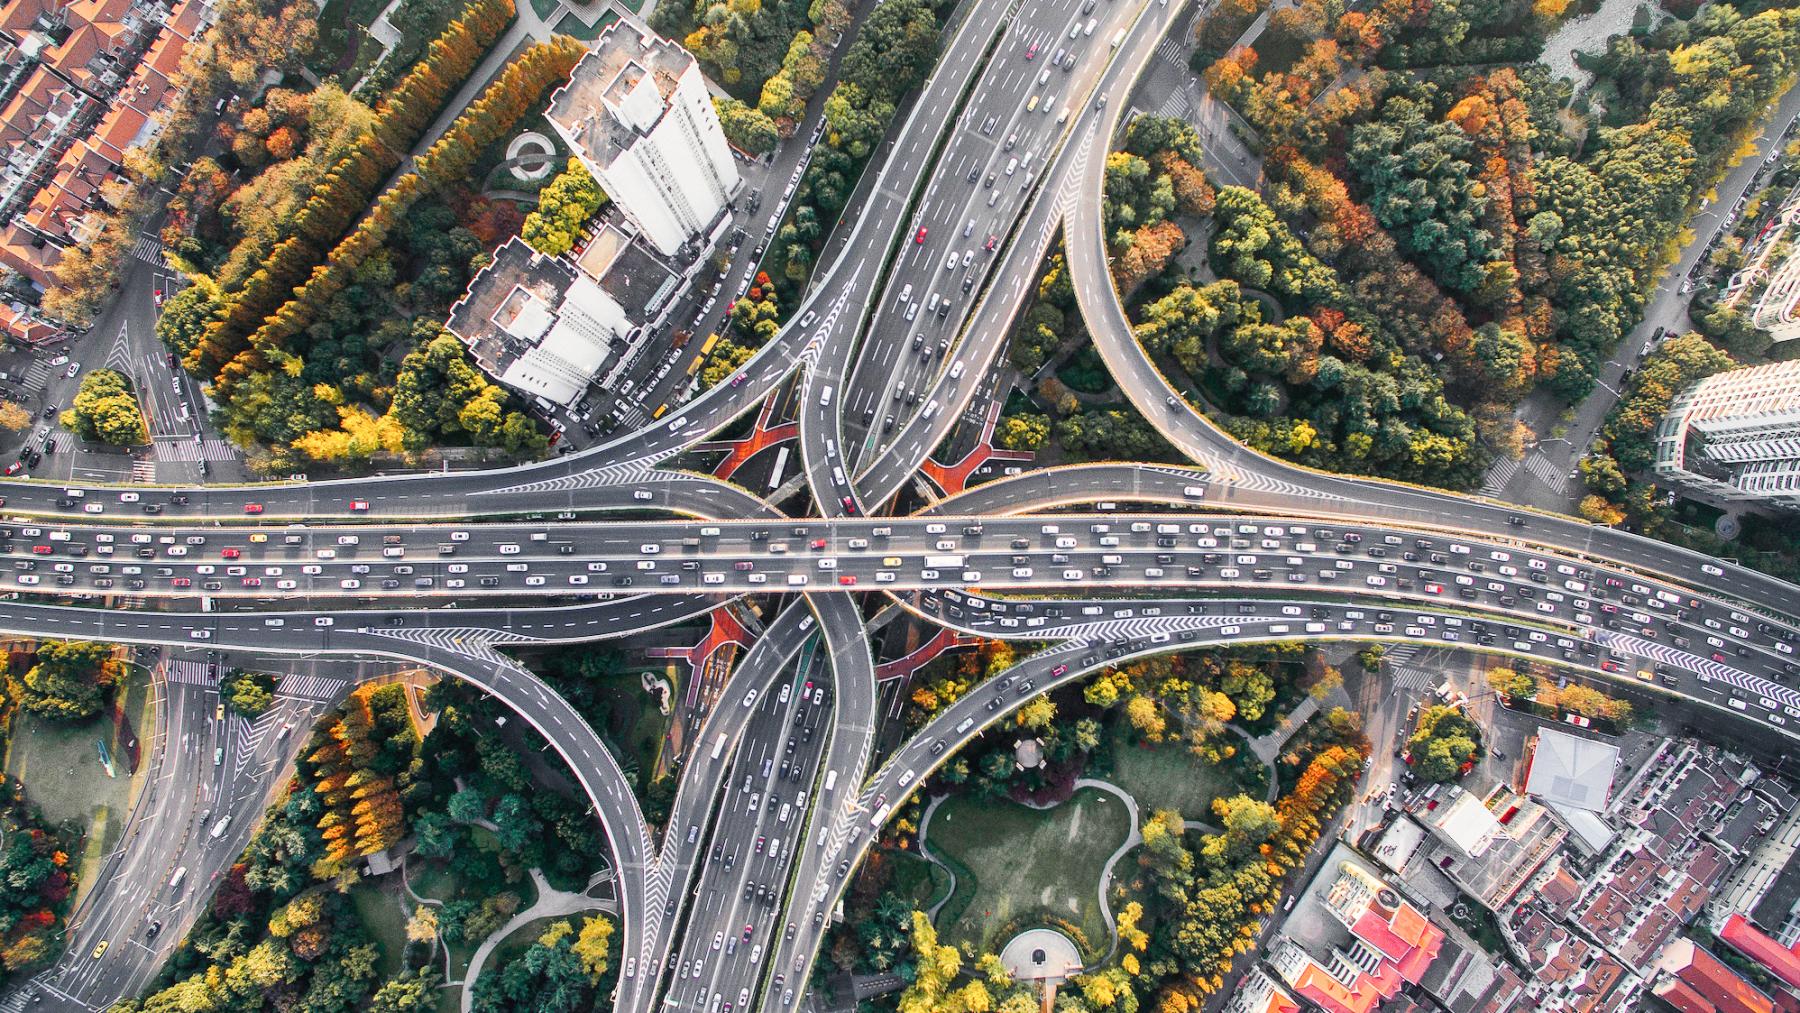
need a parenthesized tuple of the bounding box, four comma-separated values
(1224, 969, 1302, 1013)
(1654, 939, 1777, 1013)
(1720, 914, 1800, 995)
(1268, 862, 1445, 1013)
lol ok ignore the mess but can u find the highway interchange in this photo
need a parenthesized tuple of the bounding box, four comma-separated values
(2, 0, 1799, 1010)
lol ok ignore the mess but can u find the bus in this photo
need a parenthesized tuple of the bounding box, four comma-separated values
(710, 733, 727, 760)
(768, 446, 790, 491)
(822, 769, 838, 793)
(698, 333, 720, 357)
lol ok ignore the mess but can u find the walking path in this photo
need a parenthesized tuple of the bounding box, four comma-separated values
(457, 866, 618, 1010)
(915, 777, 1221, 968)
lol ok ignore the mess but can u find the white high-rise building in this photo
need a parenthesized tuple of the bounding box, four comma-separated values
(546, 26, 740, 258)
(1653, 360, 1800, 510)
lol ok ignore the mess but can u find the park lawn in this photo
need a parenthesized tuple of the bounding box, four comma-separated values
(349, 881, 411, 980)
(927, 787, 1130, 956)
(888, 849, 952, 912)
(555, 7, 621, 38)
(1105, 720, 1266, 822)
(4, 662, 154, 910)
(408, 861, 462, 903)
(309, 0, 390, 76)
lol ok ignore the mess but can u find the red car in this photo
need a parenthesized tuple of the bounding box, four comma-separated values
(914, 226, 928, 244)
(171, 578, 191, 588)
(810, 538, 827, 550)
(243, 503, 263, 514)
(349, 500, 369, 512)
(241, 577, 262, 588)
(984, 235, 997, 251)
(221, 548, 241, 559)
(1025, 42, 1039, 59)
(841, 497, 857, 514)
(1051, 664, 1068, 677)
(31, 545, 51, 555)
(838, 575, 857, 586)
(3, 462, 20, 476)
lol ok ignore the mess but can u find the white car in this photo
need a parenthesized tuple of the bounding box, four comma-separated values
(82, 503, 102, 514)
(314, 617, 334, 627)
(569, 575, 590, 585)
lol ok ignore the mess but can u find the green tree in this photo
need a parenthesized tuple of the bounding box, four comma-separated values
(63, 369, 147, 446)
(715, 97, 780, 155)
(222, 669, 279, 717)
(1407, 705, 1481, 783)
(521, 159, 608, 256)
(11, 640, 120, 720)
(371, 968, 442, 1011)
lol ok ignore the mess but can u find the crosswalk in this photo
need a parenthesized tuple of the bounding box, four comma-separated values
(1381, 643, 1422, 669)
(151, 437, 238, 462)
(1154, 89, 1191, 121)
(130, 457, 157, 482)
(166, 659, 215, 686)
(1524, 453, 1569, 496)
(278, 673, 349, 702)
(20, 358, 49, 390)
(1480, 456, 1520, 495)
(1155, 37, 1188, 69)
(1389, 666, 1438, 692)
(130, 232, 166, 267)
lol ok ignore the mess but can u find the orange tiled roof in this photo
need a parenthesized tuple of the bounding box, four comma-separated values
(0, 0, 55, 35)
(0, 221, 62, 286)
(163, 0, 203, 41)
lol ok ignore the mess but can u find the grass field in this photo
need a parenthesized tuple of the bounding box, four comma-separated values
(1105, 720, 1267, 821)
(927, 787, 1130, 955)
(888, 850, 952, 912)
(555, 8, 620, 40)
(5, 663, 154, 910)
(349, 881, 411, 980)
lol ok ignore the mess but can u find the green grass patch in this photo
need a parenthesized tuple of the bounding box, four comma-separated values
(408, 862, 462, 903)
(349, 882, 411, 980)
(888, 849, 952, 911)
(5, 662, 153, 910)
(1057, 343, 1114, 394)
(528, 0, 562, 20)
(926, 786, 1131, 955)
(310, 0, 392, 75)
(556, 6, 622, 37)
(1105, 720, 1266, 821)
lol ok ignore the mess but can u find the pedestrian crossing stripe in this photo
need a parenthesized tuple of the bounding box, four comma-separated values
(130, 233, 166, 267)
(152, 438, 238, 462)
(1481, 456, 1521, 495)
(1524, 453, 1569, 496)
(278, 673, 350, 702)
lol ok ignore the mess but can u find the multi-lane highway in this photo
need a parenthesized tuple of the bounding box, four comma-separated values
(6, 0, 1800, 1010)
